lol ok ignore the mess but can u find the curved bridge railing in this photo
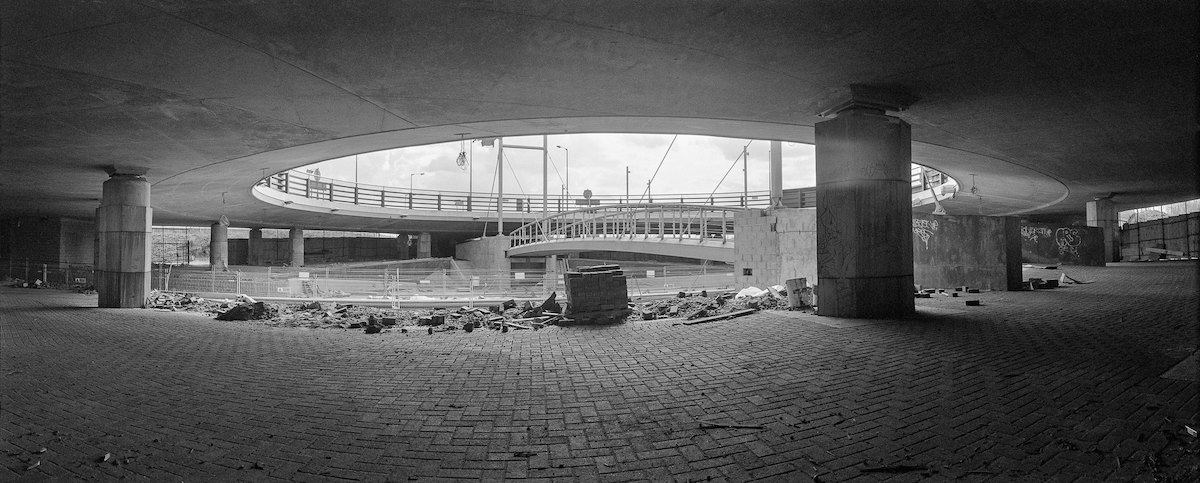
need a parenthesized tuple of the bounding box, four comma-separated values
(507, 203, 745, 257)
(256, 166, 951, 217)
(257, 170, 792, 213)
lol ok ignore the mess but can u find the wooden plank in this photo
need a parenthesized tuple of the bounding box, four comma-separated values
(680, 308, 757, 326)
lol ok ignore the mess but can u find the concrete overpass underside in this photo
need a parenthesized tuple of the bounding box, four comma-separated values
(1, 1, 1196, 314)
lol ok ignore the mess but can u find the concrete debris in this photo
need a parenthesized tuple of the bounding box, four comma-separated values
(144, 289, 578, 335)
(143, 277, 808, 332)
(7, 278, 46, 289)
(628, 288, 790, 322)
(735, 286, 768, 298)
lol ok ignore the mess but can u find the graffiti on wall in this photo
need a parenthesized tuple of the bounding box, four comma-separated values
(1022, 225, 1053, 242)
(912, 218, 939, 249)
(1055, 227, 1082, 256)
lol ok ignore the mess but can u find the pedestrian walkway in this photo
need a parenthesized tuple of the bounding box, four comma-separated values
(2, 263, 1197, 482)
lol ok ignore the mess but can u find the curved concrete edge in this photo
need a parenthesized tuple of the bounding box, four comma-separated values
(508, 237, 736, 263)
(152, 116, 1067, 228)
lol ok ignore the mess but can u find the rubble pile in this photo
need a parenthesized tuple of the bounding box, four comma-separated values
(628, 287, 795, 322)
(142, 275, 807, 333)
(145, 290, 569, 333)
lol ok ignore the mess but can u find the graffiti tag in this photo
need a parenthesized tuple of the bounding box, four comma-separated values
(1055, 227, 1081, 256)
(912, 219, 939, 249)
(1022, 225, 1053, 242)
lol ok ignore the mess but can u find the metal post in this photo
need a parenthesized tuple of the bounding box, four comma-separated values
(742, 145, 748, 207)
(497, 139, 505, 236)
(542, 134, 549, 224)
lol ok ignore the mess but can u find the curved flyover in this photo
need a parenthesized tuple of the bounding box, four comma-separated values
(508, 203, 743, 262)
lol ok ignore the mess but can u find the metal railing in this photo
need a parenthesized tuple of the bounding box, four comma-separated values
(257, 170, 794, 213)
(1, 258, 94, 287)
(258, 167, 952, 215)
(508, 203, 745, 248)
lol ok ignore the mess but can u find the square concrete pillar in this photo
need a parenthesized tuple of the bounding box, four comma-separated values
(815, 107, 915, 318)
(247, 228, 263, 266)
(1087, 198, 1118, 262)
(417, 232, 432, 259)
(289, 227, 304, 267)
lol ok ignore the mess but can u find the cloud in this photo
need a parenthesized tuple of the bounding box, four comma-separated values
(297, 134, 817, 198)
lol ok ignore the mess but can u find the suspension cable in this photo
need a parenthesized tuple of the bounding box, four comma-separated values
(707, 139, 754, 201)
(637, 134, 678, 203)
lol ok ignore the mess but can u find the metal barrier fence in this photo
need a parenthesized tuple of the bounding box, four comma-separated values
(150, 264, 736, 301)
(1, 258, 94, 287)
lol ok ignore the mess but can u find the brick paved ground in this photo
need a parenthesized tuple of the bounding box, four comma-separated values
(2, 263, 1197, 482)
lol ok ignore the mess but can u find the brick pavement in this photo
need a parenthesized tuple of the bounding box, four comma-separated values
(2, 263, 1197, 482)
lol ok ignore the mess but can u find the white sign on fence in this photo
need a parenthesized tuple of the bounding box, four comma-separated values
(298, 271, 309, 278)
(514, 272, 525, 280)
(646, 270, 655, 278)
(471, 276, 480, 287)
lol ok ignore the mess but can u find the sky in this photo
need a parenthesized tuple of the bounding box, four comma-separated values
(307, 134, 817, 200)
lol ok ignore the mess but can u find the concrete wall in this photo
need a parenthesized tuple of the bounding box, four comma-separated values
(733, 208, 817, 289)
(1020, 222, 1106, 266)
(229, 237, 406, 265)
(1119, 212, 1200, 260)
(455, 236, 511, 273)
(0, 216, 95, 268)
(912, 214, 1023, 291)
(59, 217, 95, 265)
(733, 211, 1023, 292)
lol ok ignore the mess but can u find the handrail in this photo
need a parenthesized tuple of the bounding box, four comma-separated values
(508, 203, 747, 249)
(256, 169, 787, 213)
(256, 166, 951, 214)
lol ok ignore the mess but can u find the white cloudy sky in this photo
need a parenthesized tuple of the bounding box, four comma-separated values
(307, 134, 816, 199)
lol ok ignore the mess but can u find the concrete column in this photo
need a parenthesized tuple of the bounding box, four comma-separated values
(1087, 198, 1118, 262)
(248, 228, 263, 265)
(770, 140, 783, 208)
(289, 227, 304, 267)
(95, 172, 151, 308)
(815, 105, 915, 318)
(417, 232, 432, 258)
(209, 222, 228, 270)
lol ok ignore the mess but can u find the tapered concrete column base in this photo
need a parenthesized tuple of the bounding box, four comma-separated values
(210, 222, 228, 270)
(815, 108, 915, 318)
(95, 174, 151, 308)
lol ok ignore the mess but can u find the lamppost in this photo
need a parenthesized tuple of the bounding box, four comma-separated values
(625, 166, 630, 204)
(409, 172, 424, 192)
(556, 145, 569, 199)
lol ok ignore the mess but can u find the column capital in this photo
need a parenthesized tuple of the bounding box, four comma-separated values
(817, 84, 917, 118)
(103, 165, 150, 177)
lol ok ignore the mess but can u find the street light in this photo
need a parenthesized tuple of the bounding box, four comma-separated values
(409, 172, 425, 192)
(555, 145, 569, 199)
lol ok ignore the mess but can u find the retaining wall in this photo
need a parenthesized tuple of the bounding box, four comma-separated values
(1119, 212, 1200, 260)
(1020, 223, 1106, 266)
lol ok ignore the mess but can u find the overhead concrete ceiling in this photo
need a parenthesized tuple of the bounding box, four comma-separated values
(2, 1, 1195, 232)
